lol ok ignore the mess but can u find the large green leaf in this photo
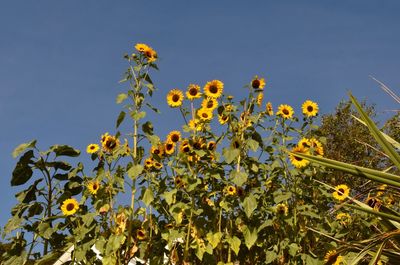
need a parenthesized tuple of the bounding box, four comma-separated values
(11, 150, 34, 186)
(12, 140, 36, 158)
(51, 145, 80, 157)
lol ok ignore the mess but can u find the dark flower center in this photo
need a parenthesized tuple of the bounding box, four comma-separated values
(252, 79, 260, 88)
(172, 94, 180, 102)
(166, 143, 173, 151)
(106, 139, 116, 149)
(307, 106, 314, 112)
(208, 143, 215, 150)
(182, 146, 190, 152)
(202, 113, 208, 118)
(207, 101, 214, 108)
(171, 134, 179, 142)
(93, 184, 98, 190)
(66, 203, 75, 211)
(209, 85, 218, 94)
(189, 88, 198, 96)
(90, 145, 95, 150)
(294, 155, 302, 161)
(233, 141, 240, 149)
(283, 109, 289, 115)
(338, 188, 345, 194)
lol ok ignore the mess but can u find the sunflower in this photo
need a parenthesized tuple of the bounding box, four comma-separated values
(192, 137, 205, 150)
(276, 203, 289, 216)
(225, 185, 237, 196)
(204, 80, 224, 98)
(153, 161, 163, 170)
(324, 250, 338, 264)
(136, 229, 146, 240)
(61, 198, 79, 216)
(256, 93, 263, 107)
(365, 196, 382, 210)
(167, 131, 181, 143)
(150, 144, 164, 157)
(289, 145, 310, 168)
(188, 119, 204, 131)
(102, 134, 120, 153)
(377, 184, 387, 197)
(197, 108, 213, 121)
(201, 97, 218, 110)
(336, 212, 351, 226)
(188, 154, 200, 163)
(230, 137, 241, 149)
(144, 157, 154, 169)
(266, 102, 274, 116)
(302, 100, 319, 117)
(179, 140, 191, 153)
(218, 114, 229, 125)
(87, 180, 100, 195)
(332, 184, 350, 201)
(167, 89, 184, 108)
(207, 141, 216, 151)
(101, 132, 110, 144)
(143, 47, 157, 63)
(135, 43, 150, 53)
(251, 76, 266, 89)
(164, 141, 176, 155)
(333, 256, 343, 265)
(297, 138, 311, 149)
(174, 176, 185, 188)
(186, 84, 202, 100)
(309, 138, 324, 156)
(86, 144, 99, 154)
(277, 104, 294, 119)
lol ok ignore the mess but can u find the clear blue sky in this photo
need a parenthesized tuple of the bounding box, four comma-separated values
(1, 1, 399, 228)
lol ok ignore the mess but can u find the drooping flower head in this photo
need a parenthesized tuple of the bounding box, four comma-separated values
(289, 145, 310, 168)
(61, 198, 79, 216)
(188, 119, 205, 131)
(102, 134, 120, 153)
(134, 43, 157, 62)
(186, 84, 202, 100)
(266, 102, 274, 116)
(256, 93, 264, 107)
(251, 76, 266, 89)
(87, 180, 100, 195)
(137, 229, 146, 240)
(144, 157, 154, 169)
(86, 144, 99, 154)
(204, 80, 224, 98)
(277, 104, 294, 119)
(167, 89, 184, 108)
(302, 100, 319, 117)
(332, 184, 350, 201)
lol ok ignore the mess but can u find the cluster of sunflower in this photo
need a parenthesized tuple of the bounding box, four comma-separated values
(134, 43, 158, 63)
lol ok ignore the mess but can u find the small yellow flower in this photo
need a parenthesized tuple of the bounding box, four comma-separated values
(164, 141, 176, 155)
(309, 138, 324, 156)
(167, 131, 181, 143)
(179, 140, 191, 153)
(137, 228, 146, 240)
(332, 184, 350, 201)
(266, 102, 274, 116)
(289, 145, 310, 168)
(174, 176, 185, 188)
(251, 76, 266, 89)
(87, 180, 100, 195)
(324, 250, 338, 264)
(86, 144, 99, 154)
(302, 100, 319, 117)
(102, 134, 120, 153)
(150, 144, 164, 157)
(201, 97, 218, 110)
(61, 198, 79, 216)
(144, 157, 154, 169)
(276, 203, 289, 216)
(207, 141, 216, 151)
(225, 185, 237, 196)
(197, 108, 213, 121)
(188, 118, 204, 131)
(218, 114, 229, 125)
(143, 47, 157, 63)
(336, 212, 351, 226)
(256, 93, 263, 107)
(277, 104, 294, 119)
(167, 89, 184, 108)
(153, 161, 163, 170)
(186, 84, 202, 100)
(297, 138, 311, 149)
(135, 43, 150, 52)
(376, 184, 387, 197)
(204, 80, 224, 98)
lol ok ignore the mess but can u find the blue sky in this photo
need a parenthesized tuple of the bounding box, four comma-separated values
(1, 1, 399, 228)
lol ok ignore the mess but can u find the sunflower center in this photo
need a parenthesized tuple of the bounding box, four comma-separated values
(252, 79, 260, 88)
(182, 146, 190, 152)
(207, 101, 214, 108)
(307, 106, 314, 112)
(154, 149, 160, 154)
(189, 88, 198, 96)
(202, 113, 208, 118)
(172, 94, 180, 102)
(106, 140, 116, 149)
(294, 155, 302, 161)
(338, 188, 345, 194)
(66, 203, 75, 211)
(93, 183, 98, 190)
(209, 85, 218, 94)
(90, 145, 95, 150)
(166, 143, 173, 151)
(171, 134, 179, 142)
(283, 109, 289, 115)
(208, 143, 215, 150)
(233, 141, 240, 149)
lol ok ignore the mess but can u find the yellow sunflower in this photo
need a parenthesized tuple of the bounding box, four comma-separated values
(289, 145, 310, 168)
(61, 198, 79, 216)
(86, 144, 99, 154)
(204, 80, 224, 98)
(164, 141, 176, 155)
(256, 93, 263, 107)
(231, 137, 241, 149)
(277, 104, 294, 119)
(197, 108, 213, 121)
(153, 161, 163, 170)
(207, 141, 216, 151)
(324, 250, 338, 264)
(144, 157, 154, 169)
(179, 140, 191, 153)
(174, 176, 185, 188)
(225, 185, 237, 196)
(101, 132, 110, 144)
(266, 102, 274, 116)
(186, 84, 202, 100)
(336, 212, 351, 226)
(302, 100, 319, 117)
(135, 43, 150, 53)
(102, 134, 120, 153)
(137, 229, 146, 240)
(143, 47, 157, 63)
(188, 118, 204, 131)
(251, 76, 266, 89)
(167, 130, 181, 143)
(87, 180, 100, 195)
(201, 97, 218, 110)
(150, 144, 164, 157)
(332, 184, 350, 201)
(276, 203, 289, 216)
(218, 114, 229, 125)
(297, 138, 311, 149)
(167, 89, 184, 108)
(309, 138, 324, 156)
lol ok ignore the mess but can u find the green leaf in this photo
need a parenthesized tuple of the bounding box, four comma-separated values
(12, 140, 36, 158)
(11, 150, 34, 186)
(206, 232, 223, 249)
(116, 93, 128, 104)
(15, 179, 43, 203)
(265, 250, 277, 264)
(243, 226, 258, 249)
(231, 171, 248, 186)
(274, 191, 292, 204)
(227, 236, 241, 255)
(51, 145, 80, 157)
(143, 188, 154, 206)
(350, 93, 400, 168)
(288, 243, 299, 257)
(116, 111, 126, 128)
(38, 222, 53, 239)
(146, 102, 160, 113)
(242, 194, 257, 218)
(246, 138, 259, 152)
(130, 110, 146, 121)
(368, 240, 386, 265)
(127, 164, 143, 180)
(162, 189, 177, 205)
(223, 148, 240, 164)
(142, 121, 154, 135)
